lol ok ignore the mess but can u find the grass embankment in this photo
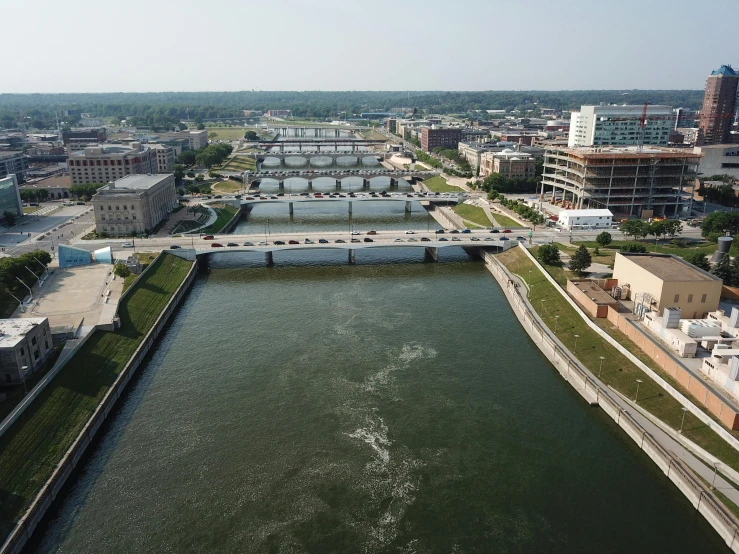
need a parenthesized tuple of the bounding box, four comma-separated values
(198, 204, 239, 234)
(490, 211, 522, 229)
(360, 129, 389, 142)
(496, 247, 739, 474)
(218, 156, 256, 173)
(452, 204, 492, 228)
(205, 126, 270, 141)
(0, 253, 193, 539)
(22, 206, 39, 214)
(121, 252, 158, 293)
(212, 180, 245, 194)
(422, 176, 462, 193)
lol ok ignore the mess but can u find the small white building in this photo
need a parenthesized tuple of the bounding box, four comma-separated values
(558, 208, 613, 230)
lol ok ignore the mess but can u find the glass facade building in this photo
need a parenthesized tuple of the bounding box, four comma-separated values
(0, 175, 21, 220)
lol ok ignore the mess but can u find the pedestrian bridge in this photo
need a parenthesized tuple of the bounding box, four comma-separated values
(245, 169, 438, 185)
(243, 152, 386, 163)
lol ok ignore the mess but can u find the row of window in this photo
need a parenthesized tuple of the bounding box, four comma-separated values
(673, 293, 707, 304)
(106, 205, 135, 210)
(101, 215, 137, 220)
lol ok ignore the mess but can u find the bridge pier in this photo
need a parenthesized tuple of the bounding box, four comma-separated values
(363, 179, 370, 189)
(307, 181, 313, 190)
(348, 249, 355, 264)
(405, 200, 412, 213)
(265, 251, 274, 266)
(288, 202, 294, 215)
(424, 247, 439, 262)
(196, 254, 210, 271)
(390, 178, 397, 187)
(348, 201, 352, 214)
(278, 180, 285, 191)
(336, 179, 341, 189)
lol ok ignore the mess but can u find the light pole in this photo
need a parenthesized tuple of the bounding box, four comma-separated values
(540, 298, 545, 314)
(635, 379, 643, 403)
(25, 266, 41, 288)
(711, 462, 720, 490)
(5, 290, 24, 313)
(16, 277, 32, 302)
(528, 269, 532, 286)
(32, 256, 48, 279)
(554, 315, 560, 333)
(573, 334, 579, 353)
(20, 365, 28, 395)
(598, 356, 605, 378)
(679, 407, 689, 434)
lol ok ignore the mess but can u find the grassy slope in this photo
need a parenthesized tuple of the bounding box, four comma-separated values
(422, 176, 462, 193)
(0, 253, 193, 538)
(452, 204, 492, 227)
(199, 204, 239, 234)
(496, 247, 739, 474)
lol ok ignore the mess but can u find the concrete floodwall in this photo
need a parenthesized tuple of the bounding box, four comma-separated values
(485, 250, 739, 552)
(517, 243, 739, 444)
(1, 259, 197, 554)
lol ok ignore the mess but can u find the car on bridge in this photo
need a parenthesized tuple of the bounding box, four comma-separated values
(289, 240, 299, 244)
(304, 239, 314, 244)
(203, 235, 215, 240)
(405, 230, 415, 234)
(319, 239, 329, 243)
(243, 241, 254, 246)
(122, 242, 134, 248)
(170, 245, 182, 249)
(461, 229, 471, 234)
(364, 238, 374, 242)
(274, 240, 286, 245)
(421, 237, 431, 242)
(335, 239, 346, 243)
(211, 243, 224, 247)
(439, 237, 449, 241)
(227, 242, 238, 247)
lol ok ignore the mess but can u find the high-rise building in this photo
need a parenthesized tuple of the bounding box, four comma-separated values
(567, 105, 674, 148)
(0, 151, 29, 183)
(420, 127, 462, 151)
(698, 65, 739, 146)
(67, 143, 157, 185)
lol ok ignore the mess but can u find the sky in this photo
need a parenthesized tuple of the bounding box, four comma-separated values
(3, 0, 736, 93)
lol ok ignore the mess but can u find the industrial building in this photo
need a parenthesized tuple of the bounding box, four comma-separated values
(0, 318, 53, 386)
(697, 65, 739, 146)
(92, 174, 177, 236)
(68, 143, 157, 185)
(612, 252, 722, 318)
(540, 146, 701, 218)
(567, 105, 674, 148)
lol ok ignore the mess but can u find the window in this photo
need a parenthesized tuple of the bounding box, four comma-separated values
(45, 341, 48, 349)
(20, 347, 24, 356)
(31, 337, 36, 346)
(34, 350, 39, 360)
(701, 294, 707, 303)
(688, 294, 693, 303)
(674, 294, 680, 303)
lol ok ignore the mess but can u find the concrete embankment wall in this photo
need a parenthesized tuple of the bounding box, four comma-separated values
(484, 250, 739, 552)
(1, 260, 198, 554)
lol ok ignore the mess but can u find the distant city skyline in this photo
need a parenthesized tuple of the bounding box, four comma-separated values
(2, 0, 736, 94)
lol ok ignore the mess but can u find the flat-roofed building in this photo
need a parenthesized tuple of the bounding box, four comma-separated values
(62, 127, 107, 146)
(68, 143, 156, 185)
(568, 105, 674, 148)
(541, 146, 701, 218)
(421, 127, 462, 152)
(156, 129, 208, 151)
(0, 151, 28, 183)
(147, 143, 175, 173)
(558, 208, 613, 230)
(693, 144, 739, 179)
(0, 317, 53, 386)
(92, 174, 177, 236)
(479, 148, 537, 179)
(613, 252, 723, 318)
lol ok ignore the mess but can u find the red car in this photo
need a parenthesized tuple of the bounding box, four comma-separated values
(502, 229, 512, 233)
(288, 240, 299, 244)
(202, 235, 214, 240)
(211, 242, 224, 247)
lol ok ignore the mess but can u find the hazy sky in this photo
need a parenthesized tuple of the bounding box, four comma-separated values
(3, 0, 736, 93)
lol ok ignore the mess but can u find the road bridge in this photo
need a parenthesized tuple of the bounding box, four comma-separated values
(208, 193, 462, 214)
(245, 169, 439, 186)
(256, 139, 386, 151)
(241, 151, 387, 164)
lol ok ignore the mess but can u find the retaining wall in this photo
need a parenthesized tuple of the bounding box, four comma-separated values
(0, 259, 197, 554)
(485, 250, 739, 552)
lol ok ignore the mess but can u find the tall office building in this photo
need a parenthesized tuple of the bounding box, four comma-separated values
(567, 105, 673, 148)
(697, 65, 739, 146)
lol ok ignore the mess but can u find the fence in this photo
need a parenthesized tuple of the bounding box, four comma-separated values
(484, 250, 739, 552)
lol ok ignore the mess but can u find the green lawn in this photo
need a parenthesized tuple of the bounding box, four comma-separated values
(491, 212, 523, 229)
(496, 247, 739, 475)
(212, 180, 244, 194)
(573, 239, 719, 260)
(121, 253, 158, 293)
(218, 156, 256, 173)
(452, 204, 492, 227)
(422, 176, 462, 193)
(205, 127, 270, 141)
(198, 204, 239, 234)
(22, 206, 39, 214)
(0, 253, 193, 539)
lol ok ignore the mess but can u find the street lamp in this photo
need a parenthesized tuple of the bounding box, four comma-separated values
(16, 277, 33, 302)
(528, 268, 532, 286)
(635, 379, 643, 403)
(711, 462, 720, 490)
(20, 365, 28, 395)
(554, 315, 560, 333)
(598, 356, 605, 378)
(679, 407, 689, 434)
(573, 334, 580, 353)
(540, 298, 545, 314)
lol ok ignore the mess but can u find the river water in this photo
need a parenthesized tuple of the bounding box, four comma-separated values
(33, 249, 724, 553)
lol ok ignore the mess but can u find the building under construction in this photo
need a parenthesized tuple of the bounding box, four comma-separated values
(540, 146, 702, 219)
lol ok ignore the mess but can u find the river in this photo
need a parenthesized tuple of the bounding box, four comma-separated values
(32, 250, 724, 552)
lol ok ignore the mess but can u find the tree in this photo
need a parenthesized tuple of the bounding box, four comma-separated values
(208, 132, 218, 140)
(194, 174, 205, 182)
(701, 211, 739, 239)
(244, 130, 258, 140)
(731, 256, 739, 287)
(113, 262, 131, 278)
(569, 245, 592, 276)
(197, 123, 205, 130)
(620, 243, 647, 253)
(595, 231, 612, 247)
(620, 219, 649, 240)
(173, 164, 185, 183)
(712, 254, 733, 283)
(538, 243, 561, 266)
(2, 210, 17, 226)
(648, 220, 666, 240)
(684, 251, 710, 272)
(178, 150, 197, 165)
(663, 220, 683, 237)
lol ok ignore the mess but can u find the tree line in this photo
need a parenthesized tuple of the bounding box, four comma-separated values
(0, 250, 52, 312)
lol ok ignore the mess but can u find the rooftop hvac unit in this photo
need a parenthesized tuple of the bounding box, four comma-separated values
(730, 307, 739, 329)
(612, 286, 622, 300)
(662, 307, 681, 329)
(731, 356, 739, 381)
